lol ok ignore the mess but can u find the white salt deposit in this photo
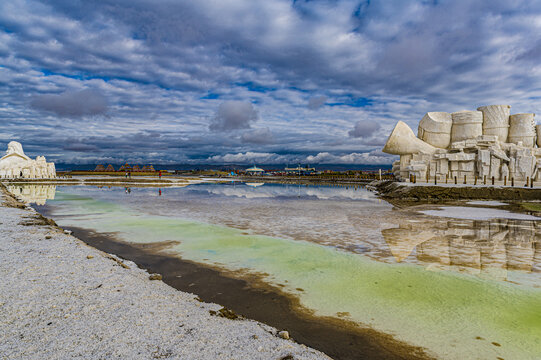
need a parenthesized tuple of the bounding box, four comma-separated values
(466, 200, 508, 206)
(0, 192, 329, 360)
(420, 206, 541, 221)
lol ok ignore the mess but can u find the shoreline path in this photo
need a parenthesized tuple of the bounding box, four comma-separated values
(0, 189, 330, 360)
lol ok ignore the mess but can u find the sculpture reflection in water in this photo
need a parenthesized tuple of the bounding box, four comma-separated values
(7, 185, 56, 205)
(382, 217, 540, 283)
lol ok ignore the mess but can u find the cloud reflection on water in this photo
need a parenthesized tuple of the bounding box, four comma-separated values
(10, 182, 541, 287)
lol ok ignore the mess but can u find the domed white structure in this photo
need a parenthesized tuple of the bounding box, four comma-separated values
(0, 141, 56, 179)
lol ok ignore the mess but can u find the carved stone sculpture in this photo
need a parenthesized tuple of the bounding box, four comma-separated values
(509, 113, 536, 147)
(383, 104, 540, 182)
(382, 121, 437, 155)
(417, 112, 452, 149)
(0, 141, 56, 179)
(501, 163, 509, 181)
(451, 111, 483, 143)
(477, 105, 510, 142)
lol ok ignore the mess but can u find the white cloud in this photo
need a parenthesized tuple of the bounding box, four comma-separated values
(305, 151, 395, 165)
(207, 150, 395, 165)
(207, 152, 288, 164)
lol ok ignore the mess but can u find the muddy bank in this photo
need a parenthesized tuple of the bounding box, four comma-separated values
(371, 180, 541, 201)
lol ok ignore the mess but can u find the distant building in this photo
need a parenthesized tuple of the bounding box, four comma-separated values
(105, 164, 115, 172)
(0, 141, 56, 179)
(245, 165, 265, 175)
(132, 165, 141, 172)
(94, 164, 105, 172)
(119, 163, 132, 172)
(141, 165, 155, 172)
(285, 164, 316, 175)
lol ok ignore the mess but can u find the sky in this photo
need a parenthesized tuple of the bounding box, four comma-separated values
(1, 0, 541, 166)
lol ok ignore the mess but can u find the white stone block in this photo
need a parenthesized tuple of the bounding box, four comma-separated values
(451, 111, 483, 143)
(477, 105, 510, 143)
(417, 112, 452, 149)
(509, 113, 536, 147)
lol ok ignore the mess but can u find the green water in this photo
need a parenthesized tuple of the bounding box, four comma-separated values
(45, 188, 541, 360)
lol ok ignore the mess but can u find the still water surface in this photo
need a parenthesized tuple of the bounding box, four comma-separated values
(11, 182, 541, 360)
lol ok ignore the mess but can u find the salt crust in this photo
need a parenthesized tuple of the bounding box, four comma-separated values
(0, 197, 330, 360)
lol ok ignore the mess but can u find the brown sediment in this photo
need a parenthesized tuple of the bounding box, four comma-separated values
(371, 180, 541, 201)
(34, 202, 434, 360)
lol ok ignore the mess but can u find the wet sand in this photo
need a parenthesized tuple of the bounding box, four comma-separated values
(46, 220, 433, 360)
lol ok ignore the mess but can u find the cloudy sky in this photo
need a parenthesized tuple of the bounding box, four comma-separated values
(1, 0, 541, 166)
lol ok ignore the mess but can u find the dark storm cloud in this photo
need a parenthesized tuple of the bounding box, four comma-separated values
(63, 143, 100, 152)
(241, 128, 274, 144)
(31, 89, 108, 117)
(209, 101, 259, 131)
(2, 0, 541, 164)
(308, 96, 327, 110)
(348, 120, 380, 138)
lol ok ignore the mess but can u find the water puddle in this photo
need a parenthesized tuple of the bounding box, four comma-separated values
(12, 183, 541, 360)
(420, 206, 541, 221)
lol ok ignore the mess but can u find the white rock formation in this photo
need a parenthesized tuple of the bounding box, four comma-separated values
(383, 105, 541, 183)
(383, 121, 436, 155)
(451, 111, 483, 143)
(477, 105, 510, 142)
(418, 112, 452, 148)
(0, 141, 56, 179)
(509, 113, 536, 147)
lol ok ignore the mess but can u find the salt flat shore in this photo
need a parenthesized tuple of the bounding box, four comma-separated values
(370, 179, 541, 201)
(0, 188, 330, 360)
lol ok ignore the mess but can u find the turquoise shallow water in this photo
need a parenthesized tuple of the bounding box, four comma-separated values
(28, 184, 541, 360)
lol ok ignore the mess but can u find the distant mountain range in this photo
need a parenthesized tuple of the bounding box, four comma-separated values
(56, 163, 392, 172)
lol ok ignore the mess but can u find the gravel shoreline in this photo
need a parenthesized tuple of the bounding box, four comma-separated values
(0, 188, 330, 360)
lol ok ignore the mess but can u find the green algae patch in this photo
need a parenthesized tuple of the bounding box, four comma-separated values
(521, 202, 541, 212)
(47, 188, 541, 360)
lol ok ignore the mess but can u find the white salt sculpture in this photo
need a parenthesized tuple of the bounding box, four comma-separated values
(417, 112, 452, 149)
(0, 141, 56, 179)
(383, 121, 437, 155)
(509, 113, 536, 148)
(383, 105, 541, 183)
(450, 111, 483, 143)
(477, 105, 510, 142)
